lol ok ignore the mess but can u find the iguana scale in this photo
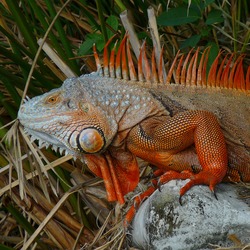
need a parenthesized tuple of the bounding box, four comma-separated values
(18, 35, 250, 223)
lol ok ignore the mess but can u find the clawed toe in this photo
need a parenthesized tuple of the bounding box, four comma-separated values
(157, 179, 162, 192)
(157, 169, 222, 199)
(125, 170, 221, 226)
(178, 195, 183, 206)
(211, 189, 218, 200)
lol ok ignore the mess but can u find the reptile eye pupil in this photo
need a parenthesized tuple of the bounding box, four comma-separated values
(47, 95, 60, 104)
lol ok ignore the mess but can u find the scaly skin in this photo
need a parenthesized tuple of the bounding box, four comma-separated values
(18, 37, 250, 223)
(127, 110, 228, 193)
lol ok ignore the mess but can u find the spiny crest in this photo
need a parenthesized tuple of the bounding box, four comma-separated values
(93, 35, 250, 91)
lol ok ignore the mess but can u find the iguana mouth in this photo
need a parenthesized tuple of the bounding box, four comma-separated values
(24, 128, 63, 148)
(23, 127, 73, 156)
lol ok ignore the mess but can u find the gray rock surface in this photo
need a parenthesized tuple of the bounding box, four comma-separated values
(131, 180, 250, 250)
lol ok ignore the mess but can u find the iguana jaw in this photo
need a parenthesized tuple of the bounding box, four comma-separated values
(24, 127, 60, 145)
(23, 126, 77, 158)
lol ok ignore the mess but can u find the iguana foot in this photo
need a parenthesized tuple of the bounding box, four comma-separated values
(125, 169, 222, 225)
(158, 170, 221, 197)
(125, 185, 157, 226)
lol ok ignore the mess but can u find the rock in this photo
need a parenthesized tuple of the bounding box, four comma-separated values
(131, 180, 250, 250)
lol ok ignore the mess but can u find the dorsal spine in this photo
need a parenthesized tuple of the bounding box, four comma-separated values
(93, 35, 250, 90)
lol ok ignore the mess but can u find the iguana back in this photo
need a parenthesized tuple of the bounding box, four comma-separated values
(149, 84, 250, 181)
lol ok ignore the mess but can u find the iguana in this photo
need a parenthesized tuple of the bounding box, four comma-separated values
(18, 35, 250, 223)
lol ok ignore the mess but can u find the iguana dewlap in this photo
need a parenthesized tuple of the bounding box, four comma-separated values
(18, 36, 250, 221)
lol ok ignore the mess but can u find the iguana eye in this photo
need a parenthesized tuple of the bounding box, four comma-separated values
(77, 127, 105, 153)
(46, 95, 61, 104)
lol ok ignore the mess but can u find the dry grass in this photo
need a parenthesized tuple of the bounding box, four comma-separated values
(0, 0, 249, 249)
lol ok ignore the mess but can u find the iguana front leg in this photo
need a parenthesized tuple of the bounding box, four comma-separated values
(84, 148, 140, 204)
(126, 110, 228, 196)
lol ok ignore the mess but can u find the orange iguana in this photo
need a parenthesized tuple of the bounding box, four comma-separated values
(18, 35, 250, 223)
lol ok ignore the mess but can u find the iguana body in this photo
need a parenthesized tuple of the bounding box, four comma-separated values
(18, 36, 250, 222)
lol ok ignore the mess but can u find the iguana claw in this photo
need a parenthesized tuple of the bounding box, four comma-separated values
(158, 169, 224, 198)
(157, 179, 162, 192)
(179, 195, 183, 206)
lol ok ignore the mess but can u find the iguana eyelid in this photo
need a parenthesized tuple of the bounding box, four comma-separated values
(45, 94, 61, 104)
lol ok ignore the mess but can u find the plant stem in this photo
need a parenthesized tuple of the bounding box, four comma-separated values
(96, 0, 108, 43)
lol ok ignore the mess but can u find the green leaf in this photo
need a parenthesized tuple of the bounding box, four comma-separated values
(6, 0, 38, 55)
(180, 34, 201, 49)
(114, 0, 127, 12)
(5, 202, 49, 249)
(0, 243, 15, 250)
(202, 0, 216, 8)
(206, 41, 219, 70)
(78, 33, 104, 56)
(205, 10, 224, 25)
(1, 76, 21, 106)
(0, 119, 8, 140)
(157, 7, 201, 26)
(106, 15, 119, 38)
(200, 26, 211, 37)
(183, 0, 215, 10)
(44, 0, 80, 74)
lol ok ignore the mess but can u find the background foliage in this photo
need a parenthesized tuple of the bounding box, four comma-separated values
(0, 0, 249, 249)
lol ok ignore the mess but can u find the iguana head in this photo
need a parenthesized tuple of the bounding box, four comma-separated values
(18, 70, 164, 159)
(18, 73, 120, 158)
